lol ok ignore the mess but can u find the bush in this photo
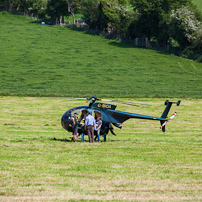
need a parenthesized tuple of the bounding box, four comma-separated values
(191, 30, 202, 51)
(170, 6, 202, 49)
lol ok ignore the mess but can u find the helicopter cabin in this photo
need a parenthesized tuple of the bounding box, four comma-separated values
(61, 107, 102, 133)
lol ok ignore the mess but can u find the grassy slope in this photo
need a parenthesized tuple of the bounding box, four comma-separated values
(0, 97, 201, 201)
(0, 12, 202, 98)
(192, 0, 202, 12)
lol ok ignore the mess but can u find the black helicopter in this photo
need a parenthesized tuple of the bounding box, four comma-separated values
(61, 96, 181, 140)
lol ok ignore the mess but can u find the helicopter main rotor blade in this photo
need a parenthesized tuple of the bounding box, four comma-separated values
(26, 98, 75, 101)
(74, 98, 88, 100)
(100, 99, 113, 102)
(115, 102, 140, 107)
(27, 96, 157, 107)
(59, 98, 88, 102)
(108, 99, 154, 106)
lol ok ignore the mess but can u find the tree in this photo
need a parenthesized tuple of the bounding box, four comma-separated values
(0, 0, 14, 11)
(81, 0, 109, 30)
(11, 0, 30, 12)
(103, 0, 135, 38)
(28, 0, 47, 18)
(192, 30, 202, 52)
(47, 0, 68, 23)
(81, 0, 100, 29)
(0, 0, 8, 10)
(170, 6, 202, 49)
(66, 0, 82, 25)
(130, 0, 193, 46)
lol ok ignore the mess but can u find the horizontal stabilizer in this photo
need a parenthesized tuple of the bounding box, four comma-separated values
(161, 100, 181, 119)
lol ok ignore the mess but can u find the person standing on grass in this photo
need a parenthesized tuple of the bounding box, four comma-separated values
(84, 111, 95, 143)
(72, 112, 79, 142)
(95, 117, 102, 142)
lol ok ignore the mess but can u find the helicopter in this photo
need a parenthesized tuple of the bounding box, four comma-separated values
(61, 96, 181, 141)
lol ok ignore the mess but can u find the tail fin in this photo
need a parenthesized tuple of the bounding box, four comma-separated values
(160, 100, 181, 132)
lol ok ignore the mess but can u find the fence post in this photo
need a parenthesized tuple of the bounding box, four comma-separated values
(146, 37, 147, 48)
(167, 44, 170, 51)
(146, 37, 150, 48)
(135, 38, 138, 46)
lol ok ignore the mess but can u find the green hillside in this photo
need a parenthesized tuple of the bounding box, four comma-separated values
(192, 0, 202, 12)
(0, 12, 202, 98)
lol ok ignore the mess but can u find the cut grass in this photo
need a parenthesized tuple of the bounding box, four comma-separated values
(0, 12, 202, 98)
(0, 96, 202, 201)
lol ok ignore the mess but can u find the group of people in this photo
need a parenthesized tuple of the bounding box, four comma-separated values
(72, 111, 102, 143)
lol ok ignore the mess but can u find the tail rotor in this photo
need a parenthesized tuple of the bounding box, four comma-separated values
(160, 100, 181, 132)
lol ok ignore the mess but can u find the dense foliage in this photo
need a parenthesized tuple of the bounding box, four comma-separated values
(1, 0, 202, 60)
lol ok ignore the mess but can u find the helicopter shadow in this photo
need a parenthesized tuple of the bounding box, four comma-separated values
(51, 137, 134, 143)
(51, 137, 72, 142)
(109, 139, 135, 143)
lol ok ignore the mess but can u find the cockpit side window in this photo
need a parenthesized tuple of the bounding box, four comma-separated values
(94, 111, 102, 120)
(78, 110, 88, 122)
(70, 109, 102, 123)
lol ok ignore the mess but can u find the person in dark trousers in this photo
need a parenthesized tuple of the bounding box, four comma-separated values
(84, 111, 95, 143)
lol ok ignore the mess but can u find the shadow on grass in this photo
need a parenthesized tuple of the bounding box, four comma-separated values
(51, 137, 72, 142)
(66, 25, 196, 61)
(51, 137, 128, 143)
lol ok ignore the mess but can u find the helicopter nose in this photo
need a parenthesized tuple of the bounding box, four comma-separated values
(61, 120, 72, 132)
(61, 120, 66, 130)
(61, 112, 72, 131)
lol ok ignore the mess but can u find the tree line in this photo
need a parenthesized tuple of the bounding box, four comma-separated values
(1, 0, 202, 60)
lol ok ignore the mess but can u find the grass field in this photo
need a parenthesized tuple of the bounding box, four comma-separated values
(0, 97, 202, 201)
(0, 12, 202, 98)
(0, 10, 202, 202)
